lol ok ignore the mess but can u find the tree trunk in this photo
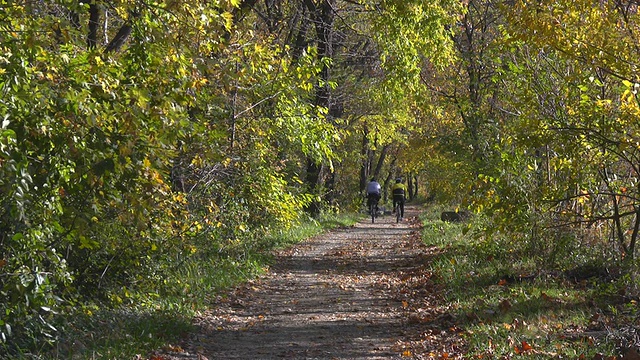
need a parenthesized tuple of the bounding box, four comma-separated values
(324, 168, 336, 206)
(372, 145, 388, 181)
(87, 3, 100, 49)
(629, 206, 640, 260)
(359, 129, 369, 193)
(382, 172, 391, 203)
(304, 159, 323, 216)
(303, 0, 335, 216)
(104, 23, 132, 53)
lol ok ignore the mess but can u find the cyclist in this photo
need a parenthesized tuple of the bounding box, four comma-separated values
(391, 177, 406, 220)
(366, 178, 381, 216)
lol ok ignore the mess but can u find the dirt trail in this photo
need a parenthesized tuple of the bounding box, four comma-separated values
(159, 206, 464, 359)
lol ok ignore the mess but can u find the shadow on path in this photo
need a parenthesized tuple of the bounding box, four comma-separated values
(163, 206, 451, 360)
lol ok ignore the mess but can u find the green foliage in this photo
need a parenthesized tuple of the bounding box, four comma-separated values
(26, 210, 357, 360)
(411, 0, 640, 293)
(472, 1, 640, 264)
(5, 0, 640, 356)
(421, 205, 630, 358)
(44, 307, 193, 360)
(0, 0, 341, 352)
(375, 0, 462, 71)
(2, 1, 381, 353)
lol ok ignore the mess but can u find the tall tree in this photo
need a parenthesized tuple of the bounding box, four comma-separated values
(501, 0, 640, 260)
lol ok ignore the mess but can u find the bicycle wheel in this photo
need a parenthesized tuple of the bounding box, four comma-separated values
(370, 202, 375, 223)
(396, 205, 401, 223)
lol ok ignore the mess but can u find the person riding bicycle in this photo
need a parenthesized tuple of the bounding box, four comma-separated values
(391, 177, 406, 220)
(366, 178, 381, 215)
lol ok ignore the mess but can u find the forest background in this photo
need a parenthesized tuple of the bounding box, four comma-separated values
(2, 0, 640, 357)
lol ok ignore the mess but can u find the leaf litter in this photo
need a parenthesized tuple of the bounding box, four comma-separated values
(154, 206, 465, 359)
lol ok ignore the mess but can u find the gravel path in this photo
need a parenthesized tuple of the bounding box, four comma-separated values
(159, 205, 464, 359)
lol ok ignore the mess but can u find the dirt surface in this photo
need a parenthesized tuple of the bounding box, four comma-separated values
(158, 206, 465, 359)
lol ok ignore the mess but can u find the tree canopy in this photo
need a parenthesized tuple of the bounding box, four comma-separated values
(2, 0, 640, 353)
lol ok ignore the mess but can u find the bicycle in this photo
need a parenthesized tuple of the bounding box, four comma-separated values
(368, 197, 379, 223)
(395, 201, 404, 223)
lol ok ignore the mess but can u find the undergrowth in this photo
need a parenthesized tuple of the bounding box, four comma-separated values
(421, 204, 640, 358)
(5, 212, 360, 360)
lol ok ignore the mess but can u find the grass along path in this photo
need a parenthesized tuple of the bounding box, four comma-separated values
(154, 205, 464, 359)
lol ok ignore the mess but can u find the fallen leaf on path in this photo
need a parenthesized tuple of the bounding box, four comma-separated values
(514, 340, 533, 354)
(162, 345, 183, 353)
